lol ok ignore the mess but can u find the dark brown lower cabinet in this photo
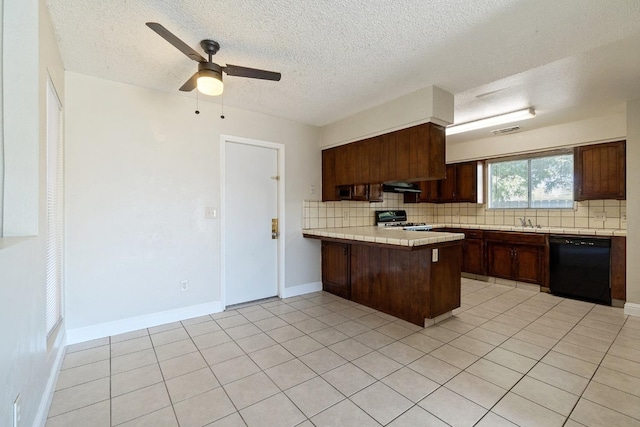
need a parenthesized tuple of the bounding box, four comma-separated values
(611, 236, 626, 301)
(321, 241, 350, 299)
(463, 237, 485, 275)
(349, 243, 461, 325)
(437, 228, 485, 275)
(317, 238, 462, 326)
(485, 232, 547, 285)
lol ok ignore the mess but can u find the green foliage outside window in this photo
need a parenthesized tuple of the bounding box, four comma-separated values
(488, 154, 573, 208)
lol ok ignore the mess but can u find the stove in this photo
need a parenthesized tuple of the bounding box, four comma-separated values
(374, 210, 433, 231)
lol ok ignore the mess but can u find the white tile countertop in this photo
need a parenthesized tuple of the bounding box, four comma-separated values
(302, 224, 626, 248)
(302, 226, 465, 247)
(430, 223, 627, 237)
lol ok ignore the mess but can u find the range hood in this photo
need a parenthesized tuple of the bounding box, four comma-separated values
(382, 182, 422, 193)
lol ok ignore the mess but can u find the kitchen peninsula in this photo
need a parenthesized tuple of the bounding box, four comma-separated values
(303, 227, 464, 326)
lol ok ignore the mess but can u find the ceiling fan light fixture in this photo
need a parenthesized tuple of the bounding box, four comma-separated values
(197, 69, 223, 96)
(446, 107, 536, 135)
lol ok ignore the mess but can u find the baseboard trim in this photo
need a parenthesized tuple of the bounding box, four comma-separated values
(34, 330, 66, 427)
(624, 302, 640, 318)
(281, 281, 322, 299)
(66, 301, 223, 345)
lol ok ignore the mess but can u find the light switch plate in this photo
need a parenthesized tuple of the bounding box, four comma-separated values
(205, 207, 217, 219)
(432, 249, 439, 262)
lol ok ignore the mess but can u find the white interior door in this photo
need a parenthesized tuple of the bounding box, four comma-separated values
(224, 141, 279, 305)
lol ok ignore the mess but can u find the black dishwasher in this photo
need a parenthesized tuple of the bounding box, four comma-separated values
(549, 236, 611, 305)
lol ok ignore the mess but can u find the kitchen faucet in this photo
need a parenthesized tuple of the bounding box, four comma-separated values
(527, 219, 533, 228)
(518, 217, 527, 227)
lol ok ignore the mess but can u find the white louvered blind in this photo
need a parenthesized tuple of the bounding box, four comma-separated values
(46, 79, 63, 336)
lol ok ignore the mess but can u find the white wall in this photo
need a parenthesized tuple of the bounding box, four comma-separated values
(446, 112, 627, 163)
(626, 98, 640, 309)
(64, 72, 321, 332)
(2, 0, 40, 236)
(320, 86, 454, 148)
(0, 1, 66, 426)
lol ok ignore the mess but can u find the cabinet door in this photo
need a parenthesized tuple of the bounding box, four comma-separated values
(351, 184, 368, 201)
(410, 124, 429, 179)
(322, 149, 338, 201)
(369, 135, 388, 184)
(456, 161, 478, 202)
(486, 242, 514, 280)
(354, 139, 370, 184)
(611, 236, 626, 301)
(403, 180, 435, 203)
(394, 128, 411, 180)
(437, 164, 457, 202)
(368, 184, 384, 202)
(574, 140, 626, 200)
(513, 244, 542, 284)
(321, 241, 350, 299)
(463, 238, 485, 275)
(396, 123, 446, 182)
(333, 143, 356, 186)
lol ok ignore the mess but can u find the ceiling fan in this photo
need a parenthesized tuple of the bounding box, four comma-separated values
(146, 22, 281, 96)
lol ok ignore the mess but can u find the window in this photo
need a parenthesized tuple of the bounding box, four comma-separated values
(46, 79, 64, 336)
(488, 153, 574, 209)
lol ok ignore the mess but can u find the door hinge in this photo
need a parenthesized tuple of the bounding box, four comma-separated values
(271, 218, 279, 239)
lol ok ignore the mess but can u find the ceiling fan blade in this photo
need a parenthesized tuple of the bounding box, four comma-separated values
(179, 72, 198, 92)
(146, 22, 206, 63)
(223, 64, 281, 81)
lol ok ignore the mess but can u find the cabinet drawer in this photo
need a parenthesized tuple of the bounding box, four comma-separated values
(463, 230, 483, 239)
(484, 231, 546, 246)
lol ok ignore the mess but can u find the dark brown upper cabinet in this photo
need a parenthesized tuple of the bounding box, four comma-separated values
(574, 140, 626, 201)
(405, 160, 484, 204)
(322, 122, 446, 201)
(322, 149, 337, 201)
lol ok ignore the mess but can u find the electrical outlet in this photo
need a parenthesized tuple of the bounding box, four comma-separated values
(204, 207, 217, 219)
(180, 280, 189, 292)
(622, 213, 627, 222)
(13, 394, 21, 427)
(593, 211, 606, 221)
(343, 210, 349, 221)
(309, 185, 315, 195)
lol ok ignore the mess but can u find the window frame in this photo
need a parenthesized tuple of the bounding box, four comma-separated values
(486, 149, 575, 210)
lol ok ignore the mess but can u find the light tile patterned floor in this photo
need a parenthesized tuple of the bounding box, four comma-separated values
(46, 278, 640, 426)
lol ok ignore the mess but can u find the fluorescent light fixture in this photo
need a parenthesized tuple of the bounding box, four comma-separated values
(197, 70, 224, 96)
(446, 107, 536, 135)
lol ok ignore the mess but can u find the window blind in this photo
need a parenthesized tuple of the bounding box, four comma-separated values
(45, 79, 63, 336)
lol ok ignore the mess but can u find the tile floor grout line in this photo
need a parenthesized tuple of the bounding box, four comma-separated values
(183, 312, 250, 425)
(471, 318, 583, 423)
(148, 322, 184, 427)
(564, 305, 640, 423)
(448, 283, 593, 425)
(47, 282, 639, 426)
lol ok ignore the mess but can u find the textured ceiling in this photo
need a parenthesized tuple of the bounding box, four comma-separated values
(47, 0, 640, 141)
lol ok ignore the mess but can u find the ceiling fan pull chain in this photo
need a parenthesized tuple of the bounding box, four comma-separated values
(221, 94, 225, 119)
(195, 89, 200, 115)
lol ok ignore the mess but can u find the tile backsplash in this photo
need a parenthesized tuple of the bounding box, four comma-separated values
(303, 195, 626, 231)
